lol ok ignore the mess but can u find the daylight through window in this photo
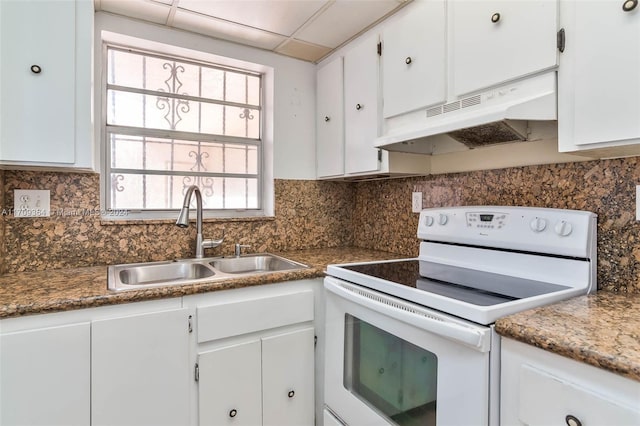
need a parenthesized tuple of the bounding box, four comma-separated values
(104, 46, 262, 212)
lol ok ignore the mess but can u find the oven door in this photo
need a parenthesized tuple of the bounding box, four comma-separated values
(324, 276, 492, 426)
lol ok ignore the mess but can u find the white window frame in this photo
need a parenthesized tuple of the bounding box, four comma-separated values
(97, 30, 274, 221)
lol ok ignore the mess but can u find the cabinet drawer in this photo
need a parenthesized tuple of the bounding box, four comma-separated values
(519, 364, 640, 425)
(197, 290, 314, 343)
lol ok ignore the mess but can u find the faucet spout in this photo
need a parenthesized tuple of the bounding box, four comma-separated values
(176, 185, 223, 258)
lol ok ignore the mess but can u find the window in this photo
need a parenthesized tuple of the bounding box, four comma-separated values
(103, 45, 263, 217)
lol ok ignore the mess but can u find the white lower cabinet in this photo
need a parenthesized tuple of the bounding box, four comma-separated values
(0, 281, 320, 426)
(199, 340, 263, 426)
(91, 307, 193, 426)
(188, 281, 318, 426)
(0, 322, 91, 426)
(501, 338, 640, 426)
(198, 328, 315, 426)
(262, 328, 315, 426)
(0, 298, 190, 426)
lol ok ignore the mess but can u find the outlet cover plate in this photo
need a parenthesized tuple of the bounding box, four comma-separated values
(412, 192, 422, 213)
(14, 189, 51, 217)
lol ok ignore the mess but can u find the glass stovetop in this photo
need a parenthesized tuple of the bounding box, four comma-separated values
(340, 260, 571, 307)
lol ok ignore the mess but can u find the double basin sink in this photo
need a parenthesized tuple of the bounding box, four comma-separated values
(108, 253, 308, 291)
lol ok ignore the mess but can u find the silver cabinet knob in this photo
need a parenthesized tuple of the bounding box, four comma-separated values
(324, 116, 330, 122)
(229, 409, 237, 418)
(405, 56, 412, 65)
(355, 103, 363, 110)
(623, 0, 638, 11)
(565, 415, 582, 426)
(491, 12, 501, 23)
(288, 390, 295, 398)
(30, 65, 42, 74)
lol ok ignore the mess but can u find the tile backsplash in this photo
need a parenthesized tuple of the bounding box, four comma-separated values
(1, 156, 640, 293)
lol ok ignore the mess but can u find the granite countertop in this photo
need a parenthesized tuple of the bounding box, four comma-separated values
(0, 247, 408, 319)
(495, 291, 640, 382)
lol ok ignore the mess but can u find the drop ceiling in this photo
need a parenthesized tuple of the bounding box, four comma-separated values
(93, 0, 410, 63)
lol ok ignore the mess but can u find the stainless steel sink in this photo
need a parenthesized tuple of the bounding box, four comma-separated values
(210, 254, 308, 274)
(108, 254, 308, 291)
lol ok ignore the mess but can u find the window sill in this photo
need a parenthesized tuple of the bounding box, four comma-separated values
(99, 215, 275, 226)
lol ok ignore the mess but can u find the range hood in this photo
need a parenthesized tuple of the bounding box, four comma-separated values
(375, 72, 557, 154)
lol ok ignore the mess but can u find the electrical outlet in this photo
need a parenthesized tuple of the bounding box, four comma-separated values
(412, 192, 422, 213)
(14, 189, 51, 217)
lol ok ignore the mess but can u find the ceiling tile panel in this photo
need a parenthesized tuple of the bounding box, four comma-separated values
(95, 0, 410, 62)
(296, 0, 401, 48)
(177, 0, 328, 36)
(98, 0, 171, 24)
(172, 9, 288, 50)
(275, 39, 332, 62)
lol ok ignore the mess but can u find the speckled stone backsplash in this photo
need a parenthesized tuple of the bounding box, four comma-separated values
(3, 157, 640, 293)
(353, 157, 640, 293)
(0, 171, 354, 273)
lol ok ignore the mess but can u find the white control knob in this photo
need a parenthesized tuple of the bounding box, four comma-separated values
(530, 217, 547, 233)
(424, 215, 434, 227)
(438, 213, 448, 226)
(554, 220, 573, 237)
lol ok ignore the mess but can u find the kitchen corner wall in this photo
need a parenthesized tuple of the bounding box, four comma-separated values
(353, 157, 640, 293)
(0, 171, 354, 273)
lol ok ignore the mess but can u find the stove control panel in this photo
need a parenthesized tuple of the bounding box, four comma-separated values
(417, 206, 597, 258)
(465, 212, 508, 229)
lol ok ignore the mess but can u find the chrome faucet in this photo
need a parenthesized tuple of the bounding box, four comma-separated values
(234, 243, 251, 257)
(176, 185, 224, 258)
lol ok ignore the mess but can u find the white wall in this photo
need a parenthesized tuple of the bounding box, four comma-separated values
(94, 12, 317, 180)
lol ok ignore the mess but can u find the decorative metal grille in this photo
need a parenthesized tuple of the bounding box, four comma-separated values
(104, 46, 262, 212)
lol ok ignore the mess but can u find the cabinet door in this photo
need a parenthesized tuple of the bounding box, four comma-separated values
(344, 32, 380, 175)
(317, 58, 345, 178)
(451, 0, 558, 96)
(559, 0, 640, 149)
(519, 364, 640, 425)
(382, 0, 446, 118)
(262, 327, 315, 426)
(91, 308, 191, 426)
(0, 0, 76, 163)
(0, 323, 90, 426)
(198, 340, 263, 426)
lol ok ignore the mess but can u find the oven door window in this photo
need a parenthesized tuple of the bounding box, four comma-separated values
(343, 314, 438, 426)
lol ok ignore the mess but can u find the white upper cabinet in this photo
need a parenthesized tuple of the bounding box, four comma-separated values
(382, 0, 447, 118)
(558, 0, 640, 155)
(316, 58, 345, 178)
(344, 32, 381, 175)
(451, 0, 558, 97)
(0, 0, 93, 170)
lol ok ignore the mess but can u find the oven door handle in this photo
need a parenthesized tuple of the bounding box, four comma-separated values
(326, 279, 490, 351)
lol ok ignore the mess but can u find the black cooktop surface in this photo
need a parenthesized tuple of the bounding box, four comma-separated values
(341, 260, 571, 306)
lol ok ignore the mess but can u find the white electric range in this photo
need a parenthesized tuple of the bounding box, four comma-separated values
(323, 206, 597, 426)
